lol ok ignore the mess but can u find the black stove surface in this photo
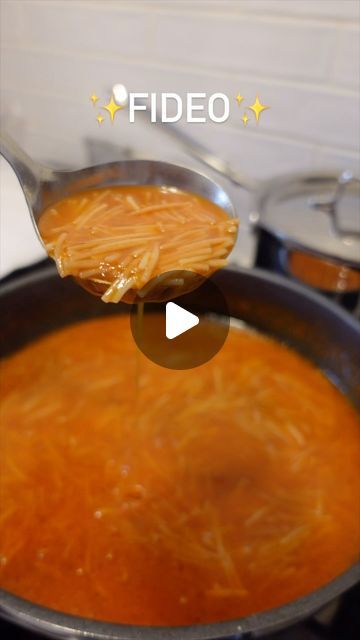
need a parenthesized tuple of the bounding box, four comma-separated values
(1, 584, 359, 640)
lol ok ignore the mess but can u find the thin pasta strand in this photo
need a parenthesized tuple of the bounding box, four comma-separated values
(39, 185, 238, 302)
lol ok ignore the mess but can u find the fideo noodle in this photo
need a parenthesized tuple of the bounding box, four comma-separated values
(0, 316, 359, 625)
(38, 185, 238, 303)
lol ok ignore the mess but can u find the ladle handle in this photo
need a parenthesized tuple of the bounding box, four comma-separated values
(0, 131, 43, 206)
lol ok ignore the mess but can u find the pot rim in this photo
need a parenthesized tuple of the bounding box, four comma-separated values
(2, 263, 359, 332)
(1, 566, 359, 640)
(0, 265, 359, 639)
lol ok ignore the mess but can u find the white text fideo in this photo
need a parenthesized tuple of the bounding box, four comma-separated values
(128, 93, 230, 123)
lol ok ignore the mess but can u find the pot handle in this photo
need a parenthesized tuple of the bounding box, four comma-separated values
(135, 98, 259, 192)
(158, 121, 260, 192)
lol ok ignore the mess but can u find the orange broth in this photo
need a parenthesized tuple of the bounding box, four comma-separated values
(38, 186, 238, 303)
(0, 316, 359, 625)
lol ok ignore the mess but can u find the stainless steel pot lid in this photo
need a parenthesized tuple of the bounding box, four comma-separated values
(254, 171, 360, 266)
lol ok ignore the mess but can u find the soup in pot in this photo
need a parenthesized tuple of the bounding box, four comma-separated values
(0, 316, 359, 625)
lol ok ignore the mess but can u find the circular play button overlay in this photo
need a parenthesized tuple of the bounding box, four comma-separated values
(130, 271, 230, 370)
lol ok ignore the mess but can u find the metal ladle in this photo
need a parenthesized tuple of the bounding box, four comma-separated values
(0, 132, 236, 301)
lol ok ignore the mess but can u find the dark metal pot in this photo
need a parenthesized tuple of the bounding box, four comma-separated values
(0, 264, 359, 640)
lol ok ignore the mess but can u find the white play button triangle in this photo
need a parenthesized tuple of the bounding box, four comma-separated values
(130, 271, 230, 368)
(165, 302, 199, 340)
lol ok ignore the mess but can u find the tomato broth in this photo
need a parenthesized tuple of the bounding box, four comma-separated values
(0, 316, 359, 625)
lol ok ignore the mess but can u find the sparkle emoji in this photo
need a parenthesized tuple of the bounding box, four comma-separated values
(248, 95, 269, 123)
(90, 94, 99, 106)
(102, 94, 123, 123)
(235, 93, 244, 106)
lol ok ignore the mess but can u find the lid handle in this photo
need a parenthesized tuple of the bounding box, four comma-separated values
(310, 170, 360, 239)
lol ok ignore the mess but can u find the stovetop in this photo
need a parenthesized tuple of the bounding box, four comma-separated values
(1, 584, 359, 640)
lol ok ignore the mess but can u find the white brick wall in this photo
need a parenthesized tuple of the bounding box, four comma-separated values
(0, 0, 359, 178)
